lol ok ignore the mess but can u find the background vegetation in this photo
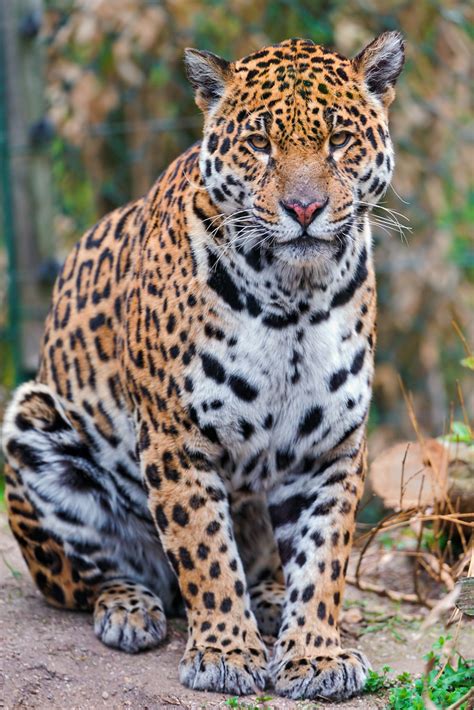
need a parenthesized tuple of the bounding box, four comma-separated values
(0, 0, 473, 450)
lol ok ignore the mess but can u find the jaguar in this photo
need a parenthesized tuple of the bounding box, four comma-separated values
(2, 31, 405, 700)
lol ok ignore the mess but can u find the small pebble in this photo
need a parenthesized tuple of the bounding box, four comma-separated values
(102, 691, 109, 700)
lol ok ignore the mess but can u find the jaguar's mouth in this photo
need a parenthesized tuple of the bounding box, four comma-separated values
(274, 231, 337, 255)
(274, 218, 355, 255)
(276, 233, 332, 248)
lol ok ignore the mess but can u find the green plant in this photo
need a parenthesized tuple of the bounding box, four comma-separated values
(460, 356, 474, 370)
(225, 697, 274, 710)
(364, 637, 474, 709)
(443, 420, 473, 445)
(441, 354, 473, 445)
(364, 664, 393, 692)
(376, 526, 446, 554)
(1, 553, 22, 580)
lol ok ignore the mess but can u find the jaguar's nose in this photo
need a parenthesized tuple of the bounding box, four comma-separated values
(280, 198, 329, 227)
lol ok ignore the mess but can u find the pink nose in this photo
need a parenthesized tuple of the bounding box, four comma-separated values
(281, 198, 328, 227)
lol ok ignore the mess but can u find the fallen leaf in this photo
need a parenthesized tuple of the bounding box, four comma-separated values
(370, 439, 449, 510)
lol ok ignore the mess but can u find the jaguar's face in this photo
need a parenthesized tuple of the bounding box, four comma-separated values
(186, 33, 405, 265)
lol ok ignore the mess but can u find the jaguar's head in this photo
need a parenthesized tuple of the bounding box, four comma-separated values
(185, 32, 405, 265)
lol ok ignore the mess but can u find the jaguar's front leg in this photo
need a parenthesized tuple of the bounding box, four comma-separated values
(141, 433, 268, 695)
(268, 440, 370, 701)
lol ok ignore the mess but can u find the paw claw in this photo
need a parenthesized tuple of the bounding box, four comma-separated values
(271, 648, 370, 701)
(94, 586, 166, 653)
(180, 645, 268, 695)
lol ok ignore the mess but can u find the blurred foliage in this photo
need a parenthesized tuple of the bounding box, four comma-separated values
(441, 353, 473, 444)
(1, 0, 473, 445)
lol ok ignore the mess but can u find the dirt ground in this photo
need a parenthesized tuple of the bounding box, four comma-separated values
(1, 511, 472, 710)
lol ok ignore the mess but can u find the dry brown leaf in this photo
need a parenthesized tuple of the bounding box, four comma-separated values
(370, 439, 449, 510)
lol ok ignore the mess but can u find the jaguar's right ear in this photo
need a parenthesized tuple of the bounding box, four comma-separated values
(184, 48, 232, 112)
(352, 31, 405, 108)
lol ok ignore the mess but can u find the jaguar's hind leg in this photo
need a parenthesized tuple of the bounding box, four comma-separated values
(249, 578, 285, 637)
(2, 381, 170, 652)
(5, 458, 96, 610)
(2, 382, 110, 609)
(94, 579, 167, 652)
(232, 493, 285, 637)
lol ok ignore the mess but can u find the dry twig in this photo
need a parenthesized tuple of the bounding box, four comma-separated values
(346, 575, 436, 608)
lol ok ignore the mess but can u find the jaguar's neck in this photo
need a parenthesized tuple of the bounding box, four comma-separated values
(197, 213, 372, 313)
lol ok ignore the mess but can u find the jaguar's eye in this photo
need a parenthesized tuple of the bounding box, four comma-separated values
(329, 131, 351, 149)
(247, 134, 271, 152)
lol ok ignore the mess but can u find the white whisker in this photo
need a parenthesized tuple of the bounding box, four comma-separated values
(390, 184, 410, 205)
(358, 199, 410, 222)
(358, 197, 411, 246)
(368, 217, 410, 245)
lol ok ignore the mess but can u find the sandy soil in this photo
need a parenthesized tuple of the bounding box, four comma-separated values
(0, 511, 472, 710)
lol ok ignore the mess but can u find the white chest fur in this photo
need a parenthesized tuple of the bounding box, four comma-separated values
(185, 276, 373, 492)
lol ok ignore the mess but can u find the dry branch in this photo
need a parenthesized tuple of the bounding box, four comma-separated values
(346, 574, 436, 608)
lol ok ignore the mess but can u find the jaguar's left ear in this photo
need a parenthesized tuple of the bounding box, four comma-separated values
(353, 31, 405, 107)
(184, 48, 232, 112)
